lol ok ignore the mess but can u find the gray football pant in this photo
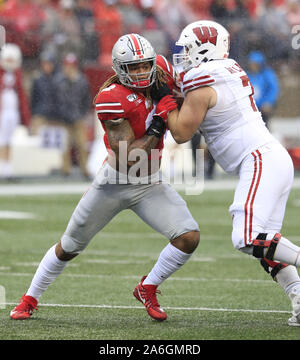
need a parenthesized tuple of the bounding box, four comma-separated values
(61, 178, 199, 254)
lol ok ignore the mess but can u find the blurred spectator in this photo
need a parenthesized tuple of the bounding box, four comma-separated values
(53, 53, 91, 178)
(30, 51, 58, 135)
(231, 0, 252, 19)
(39, 0, 61, 41)
(286, 0, 300, 27)
(42, 0, 82, 64)
(209, 0, 233, 25)
(247, 50, 280, 128)
(221, 0, 253, 66)
(117, 0, 144, 34)
(234, 0, 258, 19)
(256, 0, 291, 61)
(184, 0, 213, 19)
(74, 0, 99, 64)
(140, 0, 160, 29)
(139, 0, 169, 57)
(0, 43, 31, 179)
(0, 0, 46, 59)
(93, 0, 123, 66)
(154, 0, 195, 59)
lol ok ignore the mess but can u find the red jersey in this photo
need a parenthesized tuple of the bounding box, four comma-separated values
(95, 55, 177, 158)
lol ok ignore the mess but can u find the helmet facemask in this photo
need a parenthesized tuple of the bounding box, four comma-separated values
(173, 44, 206, 73)
(113, 58, 156, 89)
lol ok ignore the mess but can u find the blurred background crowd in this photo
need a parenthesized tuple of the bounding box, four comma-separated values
(0, 0, 299, 181)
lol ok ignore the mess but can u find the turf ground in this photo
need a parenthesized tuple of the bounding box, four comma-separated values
(0, 182, 300, 341)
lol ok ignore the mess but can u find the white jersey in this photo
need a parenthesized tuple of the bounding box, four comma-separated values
(181, 58, 277, 173)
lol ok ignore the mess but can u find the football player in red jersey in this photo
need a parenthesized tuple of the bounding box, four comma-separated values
(10, 34, 199, 322)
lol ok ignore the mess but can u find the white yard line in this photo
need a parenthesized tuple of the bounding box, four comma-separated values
(3, 301, 290, 314)
(0, 271, 271, 283)
(0, 211, 37, 219)
(0, 183, 90, 196)
(1, 178, 300, 196)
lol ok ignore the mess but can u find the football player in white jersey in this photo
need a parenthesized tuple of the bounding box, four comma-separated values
(160, 20, 300, 326)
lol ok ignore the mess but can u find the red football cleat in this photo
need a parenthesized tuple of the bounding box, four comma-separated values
(133, 276, 167, 321)
(10, 295, 38, 320)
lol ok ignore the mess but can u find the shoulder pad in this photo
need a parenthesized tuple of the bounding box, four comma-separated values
(95, 84, 129, 121)
(182, 66, 215, 95)
(157, 54, 175, 78)
(156, 54, 179, 90)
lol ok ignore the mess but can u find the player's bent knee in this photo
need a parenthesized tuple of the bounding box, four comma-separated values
(171, 231, 200, 254)
(235, 233, 283, 261)
(55, 241, 79, 261)
(231, 228, 245, 250)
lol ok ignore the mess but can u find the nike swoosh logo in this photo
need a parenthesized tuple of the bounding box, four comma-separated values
(137, 288, 145, 304)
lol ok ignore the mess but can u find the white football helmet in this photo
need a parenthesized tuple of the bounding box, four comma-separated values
(0, 43, 22, 72)
(112, 34, 156, 89)
(173, 20, 230, 72)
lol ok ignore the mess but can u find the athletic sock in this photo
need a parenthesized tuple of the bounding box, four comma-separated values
(26, 244, 68, 301)
(143, 243, 192, 286)
(271, 236, 300, 267)
(275, 265, 300, 295)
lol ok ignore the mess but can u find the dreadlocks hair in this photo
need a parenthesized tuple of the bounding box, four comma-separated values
(93, 65, 170, 105)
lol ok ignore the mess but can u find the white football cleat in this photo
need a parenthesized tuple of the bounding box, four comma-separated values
(288, 289, 300, 327)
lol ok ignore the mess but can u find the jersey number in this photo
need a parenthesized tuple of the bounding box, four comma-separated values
(240, 75, 257, 112)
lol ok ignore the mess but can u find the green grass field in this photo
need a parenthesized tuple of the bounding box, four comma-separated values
(0, 183, 300, 340)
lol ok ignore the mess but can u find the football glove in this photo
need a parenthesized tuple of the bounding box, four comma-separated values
(146, 116, 166, 138)
(154, 95, 178, 121)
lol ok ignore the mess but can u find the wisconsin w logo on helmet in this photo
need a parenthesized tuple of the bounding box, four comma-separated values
(193, 26, 218, 46)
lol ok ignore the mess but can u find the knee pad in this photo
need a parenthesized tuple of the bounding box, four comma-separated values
(252, 233, 282, 260)
(61, 234, 84, 254)
(260, 258, 289, 280)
